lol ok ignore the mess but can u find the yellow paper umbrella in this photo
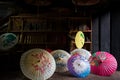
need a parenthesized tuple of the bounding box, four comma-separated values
(20, 48, 56, 80)
(75, 31, 85, 49)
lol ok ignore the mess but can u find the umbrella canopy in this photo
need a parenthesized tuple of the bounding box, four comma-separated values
(67, 54, 90, 78)
(90, 51, 117, 76)
(20, 48, 56, 80)
(45, 48, 52, 53)
(70, 48, 91, 60)
(0, 33, 18, 51)
(51, 49, 71, 72)
(75, 31, 85, 49)
(72, 0, 100, 6)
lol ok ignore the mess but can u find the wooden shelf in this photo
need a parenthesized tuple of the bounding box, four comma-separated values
(8, 16, 92, 52)
(85, 41, 92, 43)
(69, 30, 92, 33)
(71, 41, 92, 44)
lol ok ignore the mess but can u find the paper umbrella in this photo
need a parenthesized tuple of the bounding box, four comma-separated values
(90, 51, 117, 76)
(75, 31, 85, 49)
(0, 33, 18, 50)
(71, 48, 91, 60)
(67, 54, 90, 78)
(51, 49, 71, 72)
(20, 48, 56, 80)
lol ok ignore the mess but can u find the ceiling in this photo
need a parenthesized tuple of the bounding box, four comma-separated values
(0, 0, 112, 17)
(0, 0, 110, 8)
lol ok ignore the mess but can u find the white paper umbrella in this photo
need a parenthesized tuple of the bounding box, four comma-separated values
(51, 49, 71, 72)
(71, 48, 91, 60)
(20, 48, 56, 80)
(0, 33, 18, 51)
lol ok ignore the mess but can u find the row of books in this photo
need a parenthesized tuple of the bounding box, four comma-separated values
(9, 18, 67, 31)
(16, 33, 66, 44)
(10, 22, 66, 31)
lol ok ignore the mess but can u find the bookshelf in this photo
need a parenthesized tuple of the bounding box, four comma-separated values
(8, 16, 92, 53)
(8, 16, 68, 52)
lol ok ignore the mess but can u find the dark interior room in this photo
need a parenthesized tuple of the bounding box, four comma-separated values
(0, 0, 120, 80)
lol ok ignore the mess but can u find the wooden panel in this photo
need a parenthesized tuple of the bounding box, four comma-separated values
(100, 12, 110, 52)
(92, 17, 99, 53)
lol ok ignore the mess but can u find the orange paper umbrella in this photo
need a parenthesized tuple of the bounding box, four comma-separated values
(51, 49, 71, 72)
(0, 33, 18, 51)
(20, 48, 56, 80)
(90, 51, 117, 76)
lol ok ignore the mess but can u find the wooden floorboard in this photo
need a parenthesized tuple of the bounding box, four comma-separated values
(1, 71, 120, 80)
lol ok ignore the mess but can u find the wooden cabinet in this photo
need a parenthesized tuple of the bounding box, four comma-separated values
(68, 17, 92, 52)
(8, 16, 92, 53)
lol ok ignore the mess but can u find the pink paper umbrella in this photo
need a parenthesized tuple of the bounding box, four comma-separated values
(90, 51, 117, 76)
(67, 54, 90, 78)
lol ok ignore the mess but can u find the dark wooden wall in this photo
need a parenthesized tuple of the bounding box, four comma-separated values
(92, 12, 110, 53)
(111, 5, 120, 70)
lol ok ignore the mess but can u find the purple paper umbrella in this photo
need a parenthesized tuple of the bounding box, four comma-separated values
(67, 54, 90, 78)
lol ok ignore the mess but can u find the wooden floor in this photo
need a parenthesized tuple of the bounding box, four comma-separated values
(1, 71, 120, 80)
